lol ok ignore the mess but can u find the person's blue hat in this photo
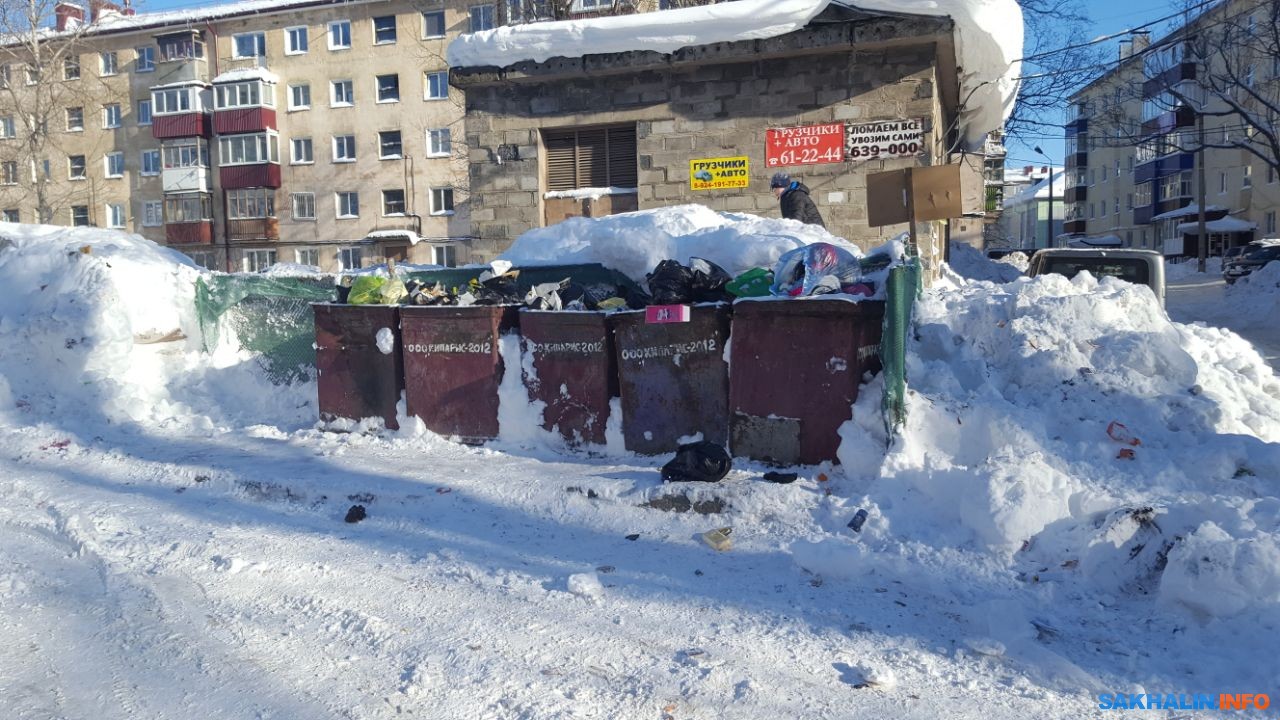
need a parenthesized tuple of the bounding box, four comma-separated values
(770, 172, 791, 189)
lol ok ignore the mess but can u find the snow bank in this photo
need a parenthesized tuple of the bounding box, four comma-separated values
(1164, 257, 1222, 281)
(0, 224, 313, 434)
(498, 204, 860, 282)
(1225, 260, 1280, 323)
(946, 242, 1026, 283)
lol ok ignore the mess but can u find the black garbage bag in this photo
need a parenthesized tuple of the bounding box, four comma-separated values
(624, 285, 652, 310)
(647, 260, 695, 305)
(661, 441, 731, 483)
(689, 257, 732, 303)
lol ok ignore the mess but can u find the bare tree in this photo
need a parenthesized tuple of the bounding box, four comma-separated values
(1005, 0, 1108, 140)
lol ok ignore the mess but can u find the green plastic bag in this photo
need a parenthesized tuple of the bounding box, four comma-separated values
(348, 275, 387, 305)
(726, 267, 773, 297)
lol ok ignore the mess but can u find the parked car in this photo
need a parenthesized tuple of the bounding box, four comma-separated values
(1027, 248, 1166, 306)
(1223, 239, 1280, 284)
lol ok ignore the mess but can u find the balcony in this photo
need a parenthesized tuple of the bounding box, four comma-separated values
(214, 106, 276, 135)
(1142, 62, 1197, 97)
(1134, 205, 1154, 225)
(227, 217, 279, 242)
(1134, 152, 1194, 184)
(1065, 116, 1088, 133)
(1141, 105, 1196, 136)
(1065, 186, 1087, 204)
(162, 166, 210, 193)
(220, 164, 281, 189)
(152, 113, 210, 139)
(1064, 219, 1087, 234)
(165, 221, 213, 245)
(1064, 152, 1088, 170)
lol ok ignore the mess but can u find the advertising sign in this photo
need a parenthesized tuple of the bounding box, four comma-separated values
(690, 156, 750, 191)
(846, 119, 926, 162)
(765, 123, 845, 167)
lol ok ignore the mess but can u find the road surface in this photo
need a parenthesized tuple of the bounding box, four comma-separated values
(1166, 269, 1280, 370)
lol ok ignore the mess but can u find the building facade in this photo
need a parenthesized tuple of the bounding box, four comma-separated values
(998, 167, 1064, 249)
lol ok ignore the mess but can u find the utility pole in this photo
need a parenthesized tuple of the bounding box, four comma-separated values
(1034, 146, 1054, 248)
(1196, 110, 1208, 273)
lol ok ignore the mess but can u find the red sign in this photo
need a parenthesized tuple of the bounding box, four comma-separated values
(645, 305, 691, 324)
(766, 123, 846, 167)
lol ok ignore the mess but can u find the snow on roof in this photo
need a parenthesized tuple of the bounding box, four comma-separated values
(447, 0, 1022, 150)
(1067, 234, 1123, 248)
(1177, 215, 1258, 234)
(1004, 170, 1066, 209)
(1151, 203, 1228, 221)
(212, 67, 278, 84)
(364, 229, 422, 245)
(544, 187, 638, 201)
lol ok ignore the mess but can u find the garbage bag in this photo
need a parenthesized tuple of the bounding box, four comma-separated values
(726, 268, 773, 298)
(525, 280, 566, 311)
(348, 275, 388, 305)
(647, 260, 695, 305)
(661, 441, 731, 483)
(689, 257, 732, 302)
(379, 277, 408, 305)
(770, 242, 862, 297)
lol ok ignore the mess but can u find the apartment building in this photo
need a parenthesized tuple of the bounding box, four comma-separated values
(1065, 0, 1280, 255)
(0, 0, 478, 272)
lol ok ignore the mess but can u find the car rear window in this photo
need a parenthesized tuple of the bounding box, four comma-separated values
(1040, 258, 1151, 285)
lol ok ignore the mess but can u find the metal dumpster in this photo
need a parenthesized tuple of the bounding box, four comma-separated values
(612, 304, 731, 455)
(519, 311, 619, 447)
(400, 305, 520, 444)
(313, 303, 403, 430)
(728, 298, 885, 466)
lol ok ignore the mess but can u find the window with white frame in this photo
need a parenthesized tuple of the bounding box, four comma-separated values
(137, 99, 152, 126)
(572, 0, 609, 11)
(66, 107, 83, 131)
(227, 188, 276, 218)
(433, 244, 458, 267)
(1, 209, 16, 223)
(382, 188, 406, 215)
(1267, 211, 1277, 235)
(373, 15, 397, 44)
(378, 130, 402, 159)
(143, 200, 163, 227)
(427, 128, 451, 156)
(68, 155, 86, 179)
(425, 70, 448, 100)
(1244, 165, 1253, 188)
(215, 81, 274, 109)
(105, 152, 125, 178)
(162, 141, 208, 169)
(100, 51, 117, 75)
(103, 103, 122, 128)
(376, 73, 400, 102)
(106, 203, 125, 228)
(336, 191, 359, 218)
(339, 246, 363, 270)
(24, 64, 37, 85)
(244, 249, 277, 273)
(289, 83, 311, 110)
(430, 187, 454, 215)
(152, 87, 194, 115)
(285, 26, 309, 54)
(329, 20, 352, 50)
(296, 247, 320, 266)
(292, 192, 316, 220)
(218, 133, 279, 165)
(136, 46, 155, 72)
(331, 79, 354, 106)
(187, 251, 214, 269)
(333, 135, 356, 162)
(291, 137, 314, 164)
(64, 56, 80, 80)
(469, 4, 495, 31)
(233, 32, 266, 59)
(1, 161, 17, 184)
(423, 10, 446, 37)
(71, 205, 89, 226)
(165, 193, 212, 222)
(0, 115, 14, 138)
(141, 149, 161, 176)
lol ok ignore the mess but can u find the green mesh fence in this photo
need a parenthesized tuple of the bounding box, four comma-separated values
(881, 258, 922, 437)
(195, 274, 337, 385)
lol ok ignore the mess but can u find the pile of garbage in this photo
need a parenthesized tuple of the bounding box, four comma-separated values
(334, 242, 901, 310)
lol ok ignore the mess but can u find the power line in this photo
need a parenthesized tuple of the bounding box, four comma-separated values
(1015, 0, 1221, 63)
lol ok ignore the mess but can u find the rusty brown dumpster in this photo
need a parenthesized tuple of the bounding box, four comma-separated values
(728, 298, 885, 466)
(612, 304, 731, 455)
(400, 305, 520, 444)
(519, 310, 619, 447)
(313, 303, 403, 430)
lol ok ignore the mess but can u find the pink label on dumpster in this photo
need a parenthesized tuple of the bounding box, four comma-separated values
(645, 305, 691, 324)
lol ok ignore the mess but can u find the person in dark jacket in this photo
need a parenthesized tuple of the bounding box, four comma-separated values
(771, 172, 825, 228)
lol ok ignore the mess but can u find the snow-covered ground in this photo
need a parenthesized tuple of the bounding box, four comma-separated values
(1167, 259, 1280, 369)
(3, 221, 1280, 719)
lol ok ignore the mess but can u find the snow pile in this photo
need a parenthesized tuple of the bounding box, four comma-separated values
(1164, 257, 1222, 280)
(1225, 259, 1280, 323)
(0, 224, 314, 434)
(447, 0, 1021, 148)
(498, 204, 860, 282)
(946, 242, 1026, 283)
(211, 67, 279, 84)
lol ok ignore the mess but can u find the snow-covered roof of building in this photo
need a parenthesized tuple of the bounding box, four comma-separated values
(1177, 215, 1258, 234)
(1004, 169, 1066, 209)
(447, 0, 1022, 150)
(1067, 234, 1123, 248)
(212, 67, 279, 85)
(364, 229, 422, 245)
(1151, 203, 1228, 221)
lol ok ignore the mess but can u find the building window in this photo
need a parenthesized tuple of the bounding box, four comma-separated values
(329, 20, 352, 50)
(218, 133, 279, 165)
(542, 125, 638, 191)
(333, 135, 356, 162)
(379, 130, 403, 159)
(68, 154, 86, 179)
(331, 79, 354, 106)
(430, 187, 454, 215)
(233, 32, 266, 59)
(0, 115, 14, 138)
(572, 0, 609, 11)
(244, 249, 278, 273)
(296, 247, 320, 266)
(428, 128, 451, 157)
(423, 10, 446, 37)
(373, 15, 398, 44)
(292, 192, 316, 220)
(433, 244, 458, 267)
(100, 51, 117, 76)
(469, 4, 495, 32)
(163, 141, 209, 169)
(105, 152, 125, 178)
(340, 246, 363, 270)
(157, 32, 205, 62)
(24, 63, 38, 85)
(152, 87, 193, 114)
(1100, 200, 1107, 216)
(137, 99, 152, 126)
(71, 205, 90, 226)
(215, 81, 274, 110)
(1244, 165, 1253, 188)
(0, 65, 8, 88)
(336, 191, 359, 218)
(285, 26, 309, 55)
(376, 74, 400, 103)
(103, 103, 122, 128)
(165, 193, 213, 222)
(425, 71, 449, 100)
(1266, 211, 1277, 235)
(143, 200, 163, 227)
(1127, 193, 1134, 210)
(291, 137, 314, 164)
(227, 188, 276, 219)
(141, 149, 161, 176)
(1269, 165, 1277, 184)
(106, 203, 125, 228)
(289, 84, 311, 110)
(1, 161, 17, 185)
(136, 46, 155, 72)
(1, 209, 16, 222)
(187, 251, 214, 269)
(64, 56, 80, 80)
(1220, 172, 1227, 194)
(383, 188, 406, 215)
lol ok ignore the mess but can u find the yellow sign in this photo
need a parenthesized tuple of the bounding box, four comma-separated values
(690, 156, 750, 191)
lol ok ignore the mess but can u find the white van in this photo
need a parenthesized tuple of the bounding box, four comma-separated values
(1027, 248, 1166, 306)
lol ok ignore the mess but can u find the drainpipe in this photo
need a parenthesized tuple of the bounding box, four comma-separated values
(206, 20, 230, 271)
